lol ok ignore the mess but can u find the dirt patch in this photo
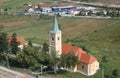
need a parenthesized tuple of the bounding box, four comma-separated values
(0, 0, 11, 5)
(98, 0, 120, 5)
(2, 20, 30, 30)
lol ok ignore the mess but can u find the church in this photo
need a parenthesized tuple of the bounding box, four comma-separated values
(49, 15, 99, 76)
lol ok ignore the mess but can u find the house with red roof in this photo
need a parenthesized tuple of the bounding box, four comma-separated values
(49, 15, 99, 76)
(7, 36, 28, 49)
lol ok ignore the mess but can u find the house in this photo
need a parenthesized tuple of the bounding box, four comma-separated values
(28, 8, 35, 14)
(7, 36, 28, 49)
(52, 6, 76, 14)
(41, 7, 52, 13)
(80, 9, 89, 16)
(70, 8, 80, 15)
(49, 15, 99, 76)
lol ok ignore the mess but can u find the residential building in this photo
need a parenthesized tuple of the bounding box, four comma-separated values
(52, 6, 76, 14)
(7, 36, 28, 49)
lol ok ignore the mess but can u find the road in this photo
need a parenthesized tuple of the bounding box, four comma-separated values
(61, 14, 111, 19)
(0, 66, 50, 78)
(0, 66, 33, 78)
(62, 0, 120, 8)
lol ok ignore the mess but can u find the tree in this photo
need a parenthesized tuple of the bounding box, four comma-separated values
(61, 51, 79, 70)
(16, 46, 37, 67)
(42, 42, 49, 53)
(16, 46, 45, 68)
(0, 32, 8, 53)
(112, 68, 118, 78)
(65, 39, 70, 43)
(66, 51, 79, 69)
(101, 55, 108, 78)
(28, 40, 33, 47)
(49, 51, 60, 73)
(0, 24, 4, 32)
(60, 51, 79, 78)
(11, 33, 19, 54)
(102, 55, 108, 62)
(60, 54, 67, 68)
(81, 46, 90, 54)
(88, 10, 92, 16)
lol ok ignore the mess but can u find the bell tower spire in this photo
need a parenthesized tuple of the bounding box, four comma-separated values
(50, 14, 61, 33)
(49, 14, 62, 57)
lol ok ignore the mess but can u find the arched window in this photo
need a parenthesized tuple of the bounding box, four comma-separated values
(52, 37, 54, 41)
(58, 37, 60, 40)
(82, 65, 84, 69)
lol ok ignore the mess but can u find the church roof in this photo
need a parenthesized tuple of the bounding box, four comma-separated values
(7, 36, 27, 45)
(50, 14, 61, 34)
(62, 43, 97, 64)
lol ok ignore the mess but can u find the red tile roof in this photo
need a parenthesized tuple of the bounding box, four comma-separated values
(7, 36, 27, 45)
(17, 76, 29, 78)
(62, 43, 96, 64)
(70, 8, 77, 11)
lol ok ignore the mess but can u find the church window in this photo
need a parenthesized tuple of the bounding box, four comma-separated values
(58, 37, 60, 40)
(82, 65, 84, 69)
(52, 37, 54, 41)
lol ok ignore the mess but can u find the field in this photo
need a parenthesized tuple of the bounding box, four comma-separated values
(98, 0, 120, 5)
(1, 15, 116, 43)
(0, 14, 120, 78)
(0, 0, 53, 13)
(0, 0, 120, 78)
(0, 0, 50, 7)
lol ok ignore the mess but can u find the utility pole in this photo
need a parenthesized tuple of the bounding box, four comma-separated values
(101, 64, 104, 78)
(102, 67, 104, 78)
(41, 65, 42, 75)
(6, 55, 10, 69)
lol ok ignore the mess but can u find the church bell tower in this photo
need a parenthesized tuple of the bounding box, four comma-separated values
(49, 14, 62, 57)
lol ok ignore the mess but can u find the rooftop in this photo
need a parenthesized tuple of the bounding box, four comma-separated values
(7, 36, 27, 45)
(62, 43, 96, 64)
(50, 14, 61, 34)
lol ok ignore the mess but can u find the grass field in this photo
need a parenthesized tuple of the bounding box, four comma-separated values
(0, 0, 120, 78)
(1, 15, 115, 43)
(0, 14, 120, 78)
(0, 0, 52, 13)
(0, 0, 50, 8)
